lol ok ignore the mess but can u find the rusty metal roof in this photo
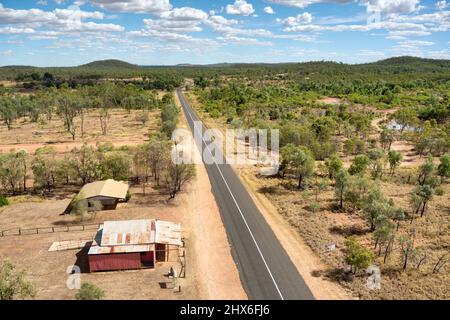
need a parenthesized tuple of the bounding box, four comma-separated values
(88, 219, 182, 255)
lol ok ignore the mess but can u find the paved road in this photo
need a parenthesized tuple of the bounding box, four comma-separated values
(177, 89, 314, 300)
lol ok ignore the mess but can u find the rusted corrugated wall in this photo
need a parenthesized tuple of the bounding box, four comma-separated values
(89, 253, 141, 272)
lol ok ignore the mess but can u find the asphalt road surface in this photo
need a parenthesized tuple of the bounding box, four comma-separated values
(177, 88, 314, 300)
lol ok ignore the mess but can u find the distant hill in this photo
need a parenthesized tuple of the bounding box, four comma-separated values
(368, 56, 450, 66)
(79, 59, 139, 69)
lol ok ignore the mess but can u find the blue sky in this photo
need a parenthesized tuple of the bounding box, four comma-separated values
(0, 0, 448, 66)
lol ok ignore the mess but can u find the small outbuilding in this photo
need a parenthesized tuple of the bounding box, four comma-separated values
(88, 219, 182, 272)
(65, 179, 129, 214)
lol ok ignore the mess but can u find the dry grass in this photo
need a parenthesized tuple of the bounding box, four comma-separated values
(0, 108, 160, 154)
(238, 166, 450, 300)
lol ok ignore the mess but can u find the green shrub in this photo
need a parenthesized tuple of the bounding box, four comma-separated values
(0, 196, 8, 207)
(309, 201, 321, 213)
(75, 282, 105, 300)
(435, 187, 444, 196)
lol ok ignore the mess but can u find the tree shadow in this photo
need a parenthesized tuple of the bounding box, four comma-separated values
(323, 267, 354, 283)
(329, 225, 370, 236)
(52, 219, 80, 226)
(257, 185, 279, 195)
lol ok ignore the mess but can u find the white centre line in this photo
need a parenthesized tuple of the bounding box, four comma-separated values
(178, 90, 285, 300)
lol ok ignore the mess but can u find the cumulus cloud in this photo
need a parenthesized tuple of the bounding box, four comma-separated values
(226, 0, 255, 16)
(159, 7, 208, 21)
(0, 3, 123, 32)
(217, 36, 274, 46)
(436, 1, 448, 10)
(89, 0, 171, 14)
(361, 0, 420, 14)
(1, 49, 13, 57)
(279, 12, 313, 26)
(267, 0, 350, 8)
(264, 6, 275, 14)
(0, 26, 35, 34)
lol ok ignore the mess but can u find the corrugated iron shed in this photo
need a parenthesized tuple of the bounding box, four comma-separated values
(88, 219, 182, 256)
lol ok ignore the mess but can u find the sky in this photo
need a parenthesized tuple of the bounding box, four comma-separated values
(0, 0, 449, 66)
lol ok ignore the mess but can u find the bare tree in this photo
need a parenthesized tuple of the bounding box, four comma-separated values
(162, 162, 195, 200)
(432, 254, 447, 273)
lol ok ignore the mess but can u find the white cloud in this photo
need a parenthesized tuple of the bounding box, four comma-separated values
(89, 0, 171, 14)
(0, 4, 124, 34)
(217, 36, 274, 46)
(226, 0, 255, 16)
(37, 0, 48, 5)
(361, 0, 420, 14)
(0, 26, 35, 34)
(280, 12, 313, 27)
(267, 0, 350, 9)
(159, 7, 208, 21)
(1, 50, 13, 57)
(264, 6, 275, 14)
(142, 18, 203, 33)
(436, 1, 448, 10)
(135, 7, 209, 34)
(387, 30, 431, 37)
(398, 40, 434, 46)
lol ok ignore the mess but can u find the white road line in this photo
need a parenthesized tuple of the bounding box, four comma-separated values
(178, 91, 285, 300)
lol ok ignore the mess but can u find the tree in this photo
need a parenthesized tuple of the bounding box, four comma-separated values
(69, 193, 88, 218)
(0, 151, 27, 195)
(388, 150, 403, 176)
(343, 175, 370, 210)
(335, 168, 350, 209)
(75, 282, 105, 300)
(409, 184, 434, 219)
(162, 162, 196, 199)
(70, 144, 101, 185)
(146, 137, 172, 186)
(99, 107, 110, 136)
(392, 108, 419, 133)
(344, 236, 374, 274)
(133, 144, 152, 194)
(417, 154, 435, 185)
(0, 260, 36, 300)
(56, 89, 79, 141)
(100, 152, 131, 181)
(362, 188, 392, 231)
(380, 127, 396, 151)
(161, 103, 179, 138)
(373, 219, 395, 256)
(280, 144, 315, 190)
(437, 154, 450, 183)
(348, 154, 370, 176)
(325, 155, 343, 180)
(32, 146, 58, 192)
(399, 234, 416, 271)
(0, 95, 17, 130)
(368, 148, 385, 179)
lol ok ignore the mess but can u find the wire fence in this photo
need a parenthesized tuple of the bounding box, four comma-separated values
(0, 223, 101, 237)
